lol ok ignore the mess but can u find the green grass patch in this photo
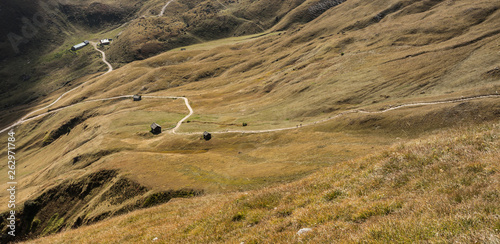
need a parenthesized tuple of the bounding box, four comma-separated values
(41, 213, 65, 236)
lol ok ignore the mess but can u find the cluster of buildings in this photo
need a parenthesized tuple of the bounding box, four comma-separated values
(70, 39, 112, 51)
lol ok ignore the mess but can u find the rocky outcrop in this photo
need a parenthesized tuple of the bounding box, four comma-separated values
(0, 170, 201, 243)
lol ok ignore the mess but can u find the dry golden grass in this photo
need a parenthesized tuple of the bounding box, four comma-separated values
(26, 121, 500, 243)
(106, 0, 311, 63)
(85, 0, 500, 128)
(1, 0, 500, 241)
(0, 96, 395, 210)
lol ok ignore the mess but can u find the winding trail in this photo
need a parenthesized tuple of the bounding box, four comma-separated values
(142, 96, 193, 134)
(17, 92, 491, 135)
(90, 42, 113, 74)
(214, 0, 228, 9)
(206, 94, 500, 135)
(1, 3, 499, 136)
(1, 73, 499, 135)
(2, 91, 499, 136)
(147, 93, 499, 135)
(159, 0, 175, 17)
(20, 96, 132, 125)
(0, 43, 113, 134)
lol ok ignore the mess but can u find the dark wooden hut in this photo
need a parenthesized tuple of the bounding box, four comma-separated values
(151, 123, 162, 134)
(203, 131, 212, 141)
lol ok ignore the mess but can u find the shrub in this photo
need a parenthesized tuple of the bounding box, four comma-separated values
(232, 212, 246, 222)
(30, 218, 41, 233)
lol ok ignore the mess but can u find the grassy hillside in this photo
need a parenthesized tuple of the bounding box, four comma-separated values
(28, 121, 500, 243)
(105, 0, 312, 63)
(0, 0, 145, 128)
(77, 0, 500, 124)
(0, 0, 318, 128)
(0, 0, 499, 242)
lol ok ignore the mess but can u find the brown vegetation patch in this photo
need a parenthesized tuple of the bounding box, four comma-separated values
(483, 67, 500, 79)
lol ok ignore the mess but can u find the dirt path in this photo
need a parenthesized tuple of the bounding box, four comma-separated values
(1, 2, 499, 136)
(20, 96, 132, 124)
(197, 94, 500, 135)
(0, 43, 114, 134)
(141, 96, 193, 134)
(159, 0, 175, 17)
(91, 42, 113, 74)
(215, 0, 228, 9)
(2, 92, 498, 136)
(0, 37, 499, 136)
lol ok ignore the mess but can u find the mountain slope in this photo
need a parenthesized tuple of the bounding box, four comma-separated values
(105, 0, 313, 63)
(28, 121, 500, 243)
(1, 0, 499, 242)
(0, 0, 146, 129)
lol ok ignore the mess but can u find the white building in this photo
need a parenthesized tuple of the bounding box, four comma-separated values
(100, 39, 111, 45)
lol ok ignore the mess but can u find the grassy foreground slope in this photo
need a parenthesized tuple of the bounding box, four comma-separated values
(29, 122, 500, 243)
